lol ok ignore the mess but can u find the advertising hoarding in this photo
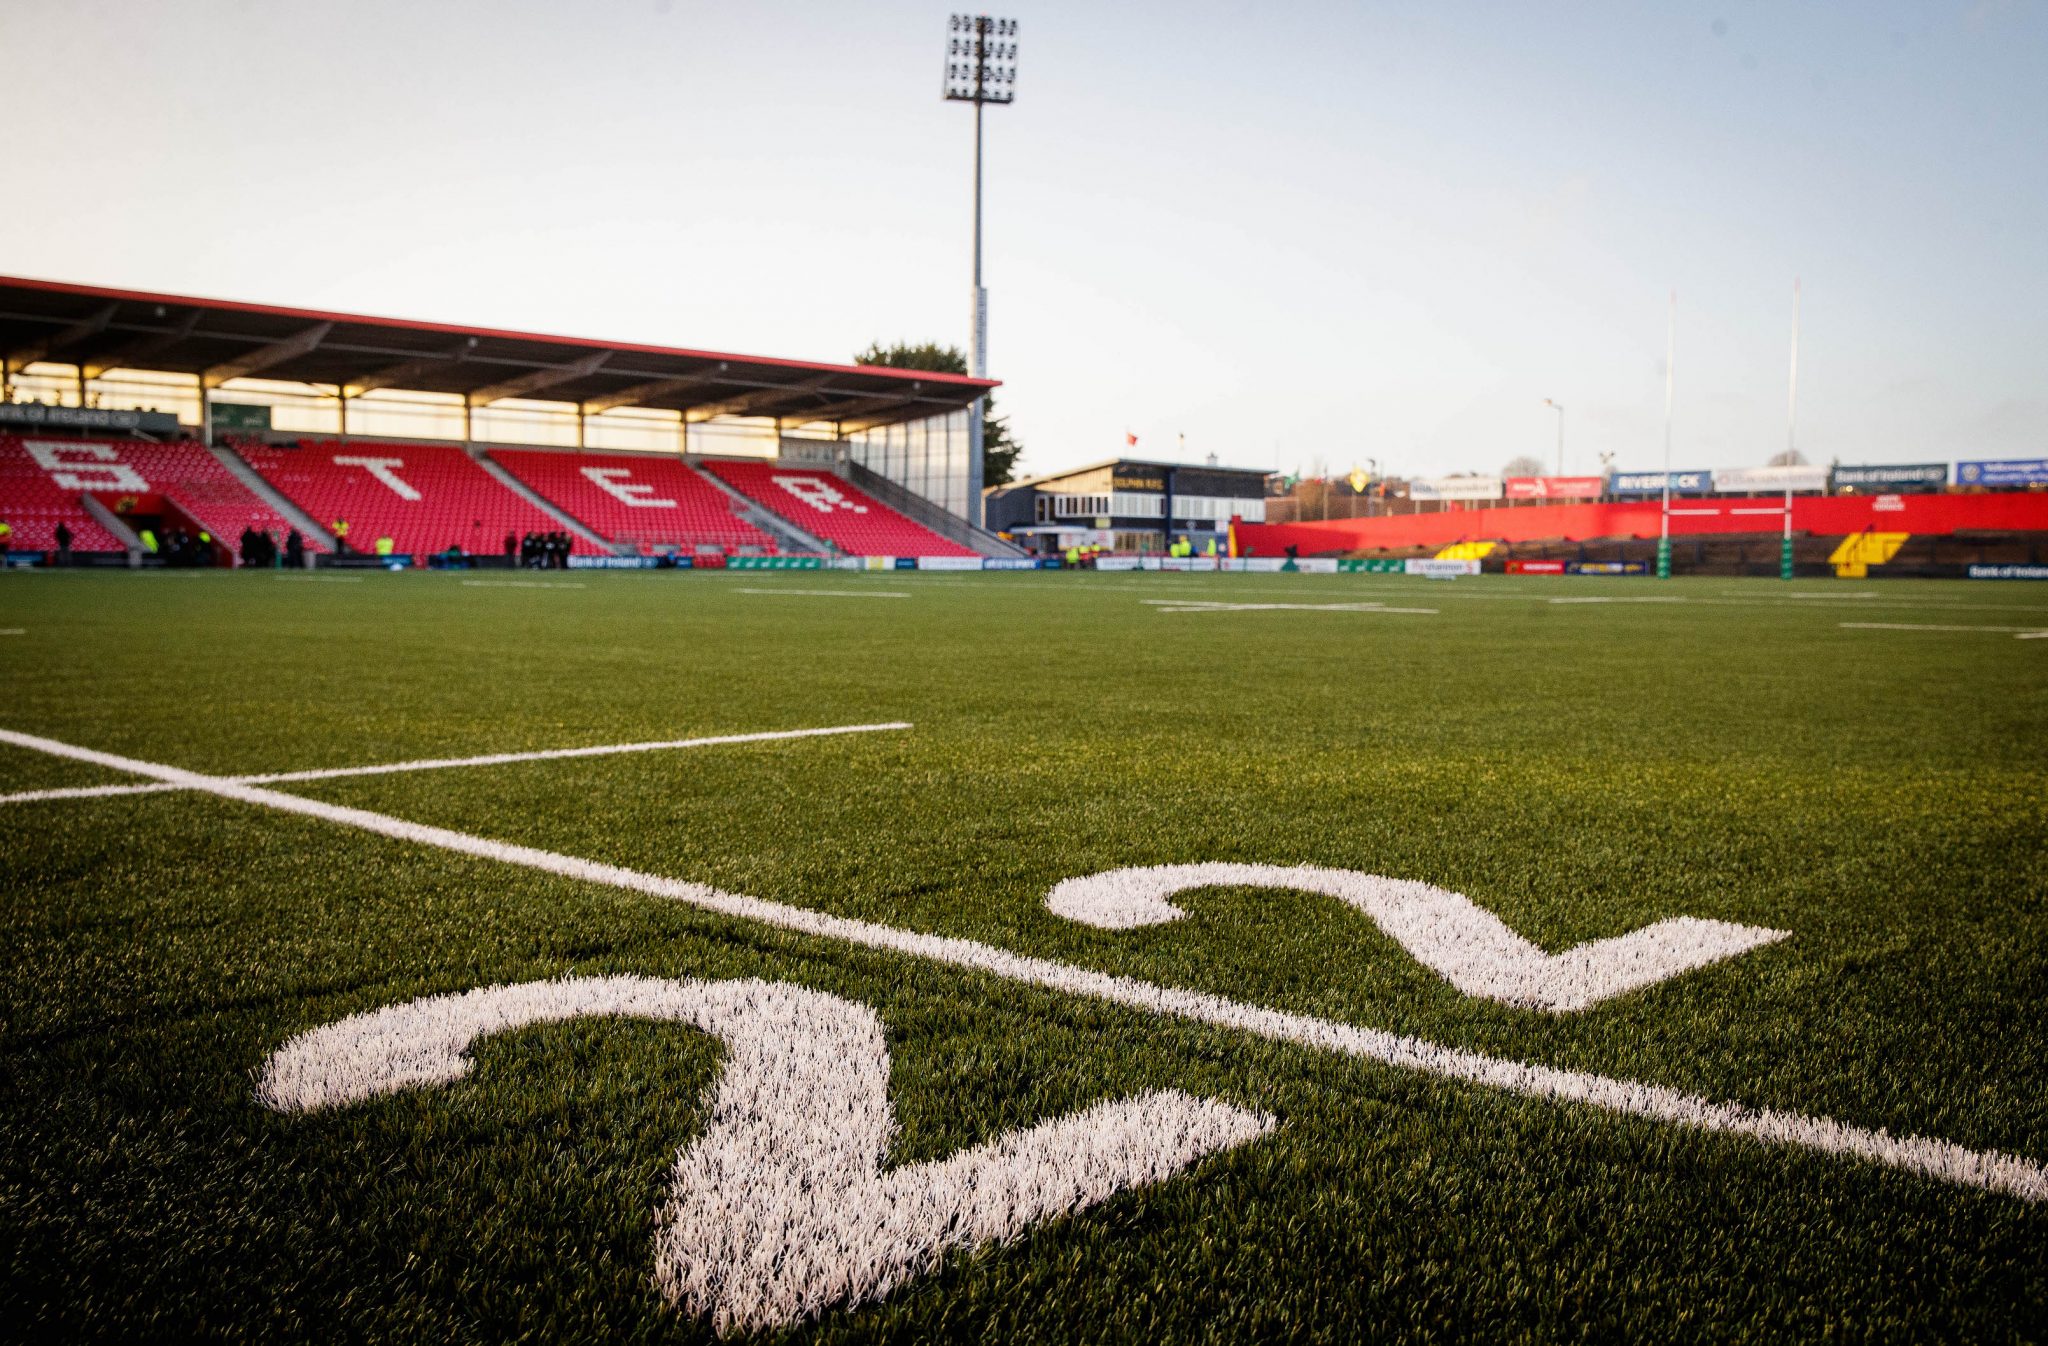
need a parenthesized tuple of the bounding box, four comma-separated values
(1408, 476, 1502, 502)
(1956, 460, 2048, 488)
(1609, 470, 1711, 495)
(1504, 476, 1605, 500)
(0, 404, 182, 434)
(1711, 465, 1830, 494)
(1831, 463, 1948, 491)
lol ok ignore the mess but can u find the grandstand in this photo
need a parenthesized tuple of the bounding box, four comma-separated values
(98, 438, 325, 555)
(236, 440, 602, 559)
(0, 274, 1007, 565)
(1, 434, 321, 559)
(0, 438, 127, 553)
(489, 448, 778, 555)
(704, 460, 978, 558)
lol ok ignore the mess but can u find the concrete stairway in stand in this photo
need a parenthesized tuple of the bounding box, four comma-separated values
(208, 443, 336, 550)
(474, 450, 620, 554)
(686, 458, 839, 556)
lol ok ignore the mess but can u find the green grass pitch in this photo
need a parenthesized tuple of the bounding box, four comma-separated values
(2, 568, 2045, 1341)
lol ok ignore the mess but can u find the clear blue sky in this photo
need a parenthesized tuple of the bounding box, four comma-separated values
(2, 0, 2041, 480)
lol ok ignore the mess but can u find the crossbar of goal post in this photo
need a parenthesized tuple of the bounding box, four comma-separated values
(1666, 492, 1796, 578)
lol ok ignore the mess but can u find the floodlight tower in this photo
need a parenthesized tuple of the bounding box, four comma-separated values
(944, 13, 1017, 528)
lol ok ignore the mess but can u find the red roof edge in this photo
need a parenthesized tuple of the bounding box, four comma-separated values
(0, 274, 1000, 391)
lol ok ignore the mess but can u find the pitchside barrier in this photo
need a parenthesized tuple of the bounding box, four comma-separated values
(141, 552, 2048, 577)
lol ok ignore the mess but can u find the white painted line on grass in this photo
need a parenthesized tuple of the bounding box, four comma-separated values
(461, 580, 587, 589)
(3, 724, 2040, 1204)
(1547, 596, 1690, 605)
(736, 587, 912, 599)
(0, 723, 913, 805)
(1125, 583, 2048, 616)
(0, 628, 23, 635)
(243, 723, 915, 784)
(0, 781, 189, 805)
(1145, 600, 1437, 615)
(1839, 622, 2048, 635)
(274, 575, 363, 583)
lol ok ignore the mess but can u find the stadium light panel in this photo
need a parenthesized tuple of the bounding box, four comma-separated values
(945, 13, 1019, 104)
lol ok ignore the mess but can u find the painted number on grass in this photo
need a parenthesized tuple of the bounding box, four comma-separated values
(1047, 863, 1787, 1012)
(259, 975, 1272, 1335)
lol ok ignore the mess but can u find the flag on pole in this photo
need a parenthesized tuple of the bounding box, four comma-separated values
(1125, 431, 1138, 447)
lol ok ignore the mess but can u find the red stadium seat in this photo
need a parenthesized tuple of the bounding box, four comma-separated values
(700, 460, 977, 557)
(0, 434, 316, 556)
(490, 449, 778, 554)
(237, 440, 603, 560)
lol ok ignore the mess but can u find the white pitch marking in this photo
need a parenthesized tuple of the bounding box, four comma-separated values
(3, 726, 2041, 1203)
(260, 975, 1270, 1334)
(273, 575, 364, 583)
(1546, 596, 1690, 605)
(1045, 863, 1785, 1013)
(0, 723, 912, 805)
(1839, 622, 2048, 635)
(0, 628, 23, 635)
(735, 588, 911, 599)
(2019, 632, 2048, 640)
(1784, 592, 1875, 600)
(461, 580, 587, 590)
(1144, 600, 1437, 615)
(0, 781, 190, 805)
(1091, 579, 2048, 616)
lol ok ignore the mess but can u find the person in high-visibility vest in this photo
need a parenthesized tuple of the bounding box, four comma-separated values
(374, 536, 395, 557)
(139, 528, 158, 553)
(331, 519, 350, 554)
(0, 519, 12, 552)
(1063, 545, 1079, 568)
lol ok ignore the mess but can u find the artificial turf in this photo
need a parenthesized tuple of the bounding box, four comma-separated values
(2, 567, 2045, 1342)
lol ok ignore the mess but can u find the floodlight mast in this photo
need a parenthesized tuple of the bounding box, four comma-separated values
(945, 13, 1017, 528)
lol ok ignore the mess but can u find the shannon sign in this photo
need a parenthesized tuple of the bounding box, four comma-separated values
(1504, 475, 1605, 500)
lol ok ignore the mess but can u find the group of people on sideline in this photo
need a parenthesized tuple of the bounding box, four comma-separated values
(237, 525, 306, 569)
(509, 530, 574, 568)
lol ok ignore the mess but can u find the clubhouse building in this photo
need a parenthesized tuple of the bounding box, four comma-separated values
(983, 456, 1271, 556)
